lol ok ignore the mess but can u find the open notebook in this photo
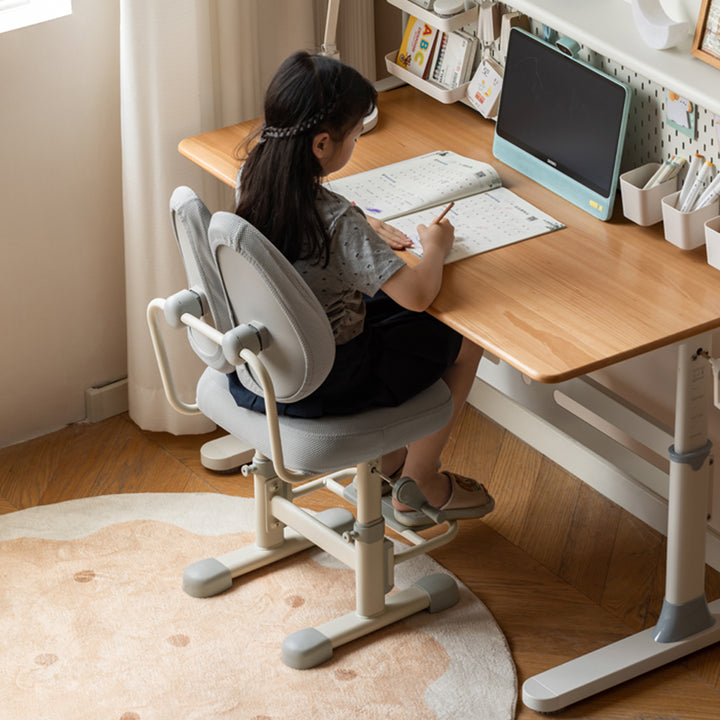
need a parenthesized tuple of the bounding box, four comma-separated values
(326, 151, 564, 264)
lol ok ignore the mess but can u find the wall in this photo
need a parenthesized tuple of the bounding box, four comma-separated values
(374, 0, 401, 79)
(0, 1, 125, 447)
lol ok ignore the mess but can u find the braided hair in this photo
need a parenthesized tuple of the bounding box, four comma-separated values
(235, 51, 377, 266)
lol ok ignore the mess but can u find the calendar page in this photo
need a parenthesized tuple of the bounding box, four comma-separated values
(388, 187, 565, 264)
(326, 151, 501, 221)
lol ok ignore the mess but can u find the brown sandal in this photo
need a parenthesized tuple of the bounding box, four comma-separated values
(393, 471, 495, 527)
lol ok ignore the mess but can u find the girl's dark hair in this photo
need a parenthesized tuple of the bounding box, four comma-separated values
(235, 51, 377, 265)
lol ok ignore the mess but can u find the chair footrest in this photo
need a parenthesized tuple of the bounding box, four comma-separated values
(343, 482, 435, 533)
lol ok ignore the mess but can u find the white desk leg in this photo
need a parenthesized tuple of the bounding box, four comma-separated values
(523, 338, 720, 713)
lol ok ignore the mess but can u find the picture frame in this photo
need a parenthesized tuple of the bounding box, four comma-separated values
(692, 0, 720, 69)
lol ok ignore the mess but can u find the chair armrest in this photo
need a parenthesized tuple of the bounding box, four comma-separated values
(147, 294, 311, 485)
(147, 298, 203, 416)
(163, 289, 204, 329)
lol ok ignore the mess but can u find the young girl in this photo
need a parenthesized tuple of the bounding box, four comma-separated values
(232, 51, 493, 527)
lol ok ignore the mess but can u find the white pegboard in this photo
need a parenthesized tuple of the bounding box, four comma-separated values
(589, 53, 718, 172)
(484, 11, 720, 176)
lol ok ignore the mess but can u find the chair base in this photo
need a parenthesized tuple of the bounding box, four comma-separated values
(183, 507, 355, 598)
(200, 434, 254, 472)
(183, 462, 460, 667)
(282, 573, 459, 669)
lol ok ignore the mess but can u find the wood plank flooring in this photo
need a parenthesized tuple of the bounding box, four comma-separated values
(2, 406, 720, 719)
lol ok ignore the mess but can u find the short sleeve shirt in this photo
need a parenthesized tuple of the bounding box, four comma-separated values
(294, 186, 406, 345)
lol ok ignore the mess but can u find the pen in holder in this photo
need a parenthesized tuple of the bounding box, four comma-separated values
(620, 163, 678, 226)
(661, 191, 720, 250)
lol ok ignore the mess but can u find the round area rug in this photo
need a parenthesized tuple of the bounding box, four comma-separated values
(0, 493, 517, 720)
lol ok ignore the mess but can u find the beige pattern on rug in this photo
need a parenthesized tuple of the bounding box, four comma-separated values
(0, 493, 517, 720)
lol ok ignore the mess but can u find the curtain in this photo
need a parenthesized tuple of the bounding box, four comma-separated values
(120, 0, 375, 434)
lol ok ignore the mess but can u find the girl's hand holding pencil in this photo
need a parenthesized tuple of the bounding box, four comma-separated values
(417, 202, 456, 260)
(430, 201, 454, 225)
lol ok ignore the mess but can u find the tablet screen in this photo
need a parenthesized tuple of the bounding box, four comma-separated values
(495, 29, 629, 213)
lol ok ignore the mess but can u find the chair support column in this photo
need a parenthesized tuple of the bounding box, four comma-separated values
(354, 461, 389, 618)
(252, 455, 285, 550)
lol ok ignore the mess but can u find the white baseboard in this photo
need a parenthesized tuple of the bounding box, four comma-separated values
(85, 378, 129, 423)
(468, 375, 720, 573)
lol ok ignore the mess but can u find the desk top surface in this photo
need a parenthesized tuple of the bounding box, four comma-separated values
(179, 86, 720, 383)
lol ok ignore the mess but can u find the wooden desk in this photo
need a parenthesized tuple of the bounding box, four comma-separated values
(180, 85, 720, 712)
(180, 85, 720, 383)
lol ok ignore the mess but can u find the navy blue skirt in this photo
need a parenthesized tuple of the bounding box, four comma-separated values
(227, 292, 462, 418)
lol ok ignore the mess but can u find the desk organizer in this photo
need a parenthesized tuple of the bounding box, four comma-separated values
(705, 217, 720, 271)
(385, 51, 470, 104)
(386, 0, 478, 32)
(619, 163, 678, 226)
(661, 191, 720, 250)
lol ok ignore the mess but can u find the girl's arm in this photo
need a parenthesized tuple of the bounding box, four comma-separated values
(380, 220, 454, 312)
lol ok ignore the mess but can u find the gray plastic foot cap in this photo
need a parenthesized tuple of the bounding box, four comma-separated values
(282, 627, 333, 669)
(414, 573, 459, 613)
(182, 558, 233, 598)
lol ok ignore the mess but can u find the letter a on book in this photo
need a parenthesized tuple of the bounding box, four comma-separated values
(397, 16, 439, 79)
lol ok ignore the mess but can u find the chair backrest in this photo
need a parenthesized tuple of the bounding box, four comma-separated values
(209, 211, 336, 404)
(169, 186, 234, 373)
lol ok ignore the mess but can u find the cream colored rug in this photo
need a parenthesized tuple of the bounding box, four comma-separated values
(0, 493, 517, 720)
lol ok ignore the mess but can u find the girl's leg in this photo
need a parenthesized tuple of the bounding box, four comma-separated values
(381, 446, 407, 476)
(396, 337, 484, 508)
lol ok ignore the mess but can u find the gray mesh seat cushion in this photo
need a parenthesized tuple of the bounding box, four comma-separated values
(197, 368, 453, 475)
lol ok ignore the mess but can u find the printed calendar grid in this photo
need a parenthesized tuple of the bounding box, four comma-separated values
(389, 188, 565, 264)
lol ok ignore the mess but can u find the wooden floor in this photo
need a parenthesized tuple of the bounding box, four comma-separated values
(2, 405, 720, 719)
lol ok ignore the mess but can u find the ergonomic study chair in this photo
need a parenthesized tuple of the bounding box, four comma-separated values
(147, 187, 461, 668)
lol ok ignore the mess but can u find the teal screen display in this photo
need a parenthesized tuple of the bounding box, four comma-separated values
(495, 29, 629, 202)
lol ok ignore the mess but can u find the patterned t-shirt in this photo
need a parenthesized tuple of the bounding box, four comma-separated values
(294, 186, 406, 345)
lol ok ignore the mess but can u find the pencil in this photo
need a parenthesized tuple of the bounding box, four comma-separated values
(431, 201, 454, 225)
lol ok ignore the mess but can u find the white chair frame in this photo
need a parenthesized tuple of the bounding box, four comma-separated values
(145, 196, 462, 668)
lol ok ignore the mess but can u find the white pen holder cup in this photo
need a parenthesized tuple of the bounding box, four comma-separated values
(620, 163, 678, 226)
(661, 191, 720, 250)
(705, 217, 720, 270)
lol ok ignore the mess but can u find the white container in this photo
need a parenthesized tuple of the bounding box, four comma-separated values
(385, 51, 469, 104)
(705, 216, 720, 270)
(619, 163, 678, 226)
(661, 191, 720, 250)
(387, 0, 478, 31)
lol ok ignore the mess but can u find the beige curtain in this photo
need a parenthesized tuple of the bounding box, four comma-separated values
(120, 0, 376, 434)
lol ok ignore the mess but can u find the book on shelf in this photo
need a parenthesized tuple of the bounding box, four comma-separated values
(326, 151, 565, 264)
(466, 56, 504, 119)
(397, 16, 439, 79)
(431, 30, 477, 89)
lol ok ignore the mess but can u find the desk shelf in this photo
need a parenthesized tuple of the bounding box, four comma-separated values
(384, 0, 478, 104)
(385, 51, 470, 103)
(508, 0, 720, 118)
(386, 0, 478, 32)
